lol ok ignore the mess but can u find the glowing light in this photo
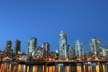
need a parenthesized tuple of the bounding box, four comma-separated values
(66, 58, 69, 61)
(46, 66, 49, 72)
(33, 65, 37, 72)
(8, 64, 12, 72)
(27, 65, 30, 72)
(13, 65, 17, 72)
(18, 64, 21, 72)
(42, 65, 44, 72)
(102, 64, 105, 72)
(52, 66, 55, 72)
(76, 66, 81, 72)
(58, 65, 60, 72)
(94, 57, 99, 61)
(88, 66, 92, 72)
(48, 58, 52, 61)
(66, 66, 70, 72)
(83, 64, 86, 72)
(23, 65, 26, 72)
(18, 58, 22, 60)
(96, 65, 100, 72)
(49, 66, 52, 72)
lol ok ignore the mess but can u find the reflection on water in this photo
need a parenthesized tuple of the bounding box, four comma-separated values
(88, 65, 92, 72)
(96, 65, 100, 72)
(0, 63, 107, 72)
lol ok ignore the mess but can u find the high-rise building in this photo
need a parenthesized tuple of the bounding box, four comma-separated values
(4, 40, 13, 57)
(28, 37, 37, 55)
(90, 38, 101, 57)
(74, 40, 84, 58)
(68, 45, 74, 59)
(15, 40, 21, 54)
(6, 40, 12, 49)
(59, 31, 68, 59)
(42, 42, 50, 58)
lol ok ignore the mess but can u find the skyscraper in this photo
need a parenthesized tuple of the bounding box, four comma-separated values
(74, 40, 84, 58)
(28, 37, 37, 55)
(68, 45, 74, 59)
(15, 40, 21, 54)
(59, 31, 68, 59)
(90, 38, 101, 57)
(42, 42, 50, 58)
(6, 40, 12, 49)
(4, 40, 13, 57)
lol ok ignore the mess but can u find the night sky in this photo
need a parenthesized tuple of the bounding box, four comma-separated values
(0, 0, 108, 52)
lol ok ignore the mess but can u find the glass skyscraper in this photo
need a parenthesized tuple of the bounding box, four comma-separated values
(28, 37, 37, 55)
(74, 40, 84, 58)
(90, 38, 101, 57)
(59, 31, 68, 59)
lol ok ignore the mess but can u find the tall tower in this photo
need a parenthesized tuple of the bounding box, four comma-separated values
(42, 42, 50, 58)
(59, 31, 68, 59)
(15, 40, 21, 54)
(68, 45, 74, 59)
(90, 38, 101, 57)
(6, 40, 12, 50)
(74, 40, 84, 58)
(28, 37, 37, 55)
(4, 40, 13, 57)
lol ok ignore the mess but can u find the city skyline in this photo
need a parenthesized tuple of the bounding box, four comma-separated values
(0, 0, 108, 72)
(0, 0, 108, 52)
(0, 31, 107, 53)
(0, 31, 108, 61)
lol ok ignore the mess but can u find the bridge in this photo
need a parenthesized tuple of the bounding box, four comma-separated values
(18, 60, 108, 65)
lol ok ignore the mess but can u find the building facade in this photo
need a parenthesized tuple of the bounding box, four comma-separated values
(59, 31, 68, 59)
(28, 37, 37, 55)
(74, 40, 84, 58)
(90, 38, 101, 57)
(4, 40, 13, 57)
(42, 42, 50, 58)
(68, 45, 74, 59)
(15, 40, 21, 54)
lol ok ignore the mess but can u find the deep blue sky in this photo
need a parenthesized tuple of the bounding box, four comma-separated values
(0, 0, 108, 52)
